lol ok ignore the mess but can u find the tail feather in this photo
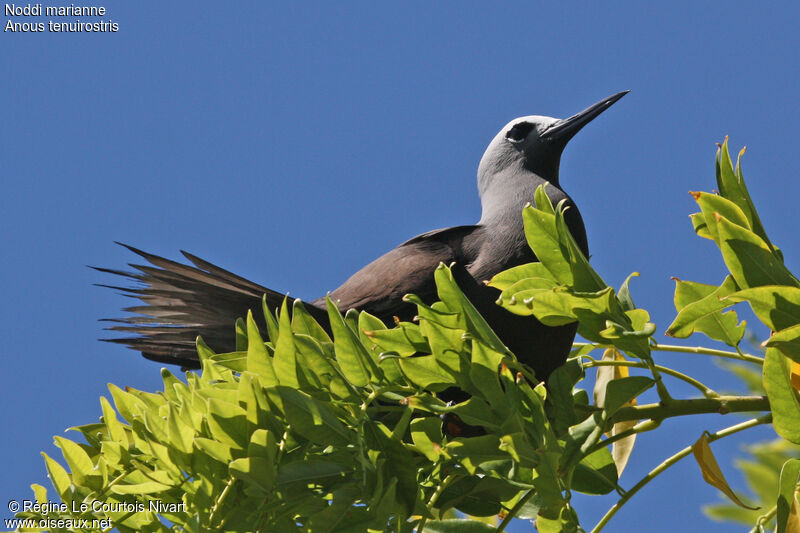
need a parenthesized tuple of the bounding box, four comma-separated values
(96, 244, 326, 368)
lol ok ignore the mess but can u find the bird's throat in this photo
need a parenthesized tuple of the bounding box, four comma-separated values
(477, 168, 555, 227)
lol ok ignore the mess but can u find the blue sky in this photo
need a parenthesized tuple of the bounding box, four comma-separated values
(2, 2, 799, 531)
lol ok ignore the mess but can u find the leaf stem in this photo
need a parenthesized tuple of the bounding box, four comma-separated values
(417, 474, 457, 532)
(209, 476, 235, 526)
(651, 342, 764, 364)
(583, 357, 719, 398)
(590, 414, 772, 533)
(754, 503, 778, 531)
(583, 419, 662, 457)
(573, 342, 764, 364)
(360, 388, 380, 413)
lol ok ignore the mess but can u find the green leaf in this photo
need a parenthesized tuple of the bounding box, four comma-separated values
(235, 317, 248, 351)
(293, 334, 356, 400)
(715, 214, 797, 289)
(41, 452, 71, 503)
(30, 483, 47, 506)
(434, 264, 509, 355)
(407, 293, 463, 330)
(306, 487, 362, 533)
(262, 294, 280, 343)
(764, 348, 800, 444)
(292, 298, 331, 343)
(523, 287, 607, 327)
(166, 404, 195, 454)
(547, 359, 583, 435)
(776, 459, 800, 533)
(692, 190, 751, 243)
(727, 286, 800, 332)
(445, 435, 507, 475)
(248, 428, 278, 461)
(554, 199, 606, 292)
(207, 398, 248, 450)
(246, 310, 278, 386)
(617, 272, 639, 312)
(488, 262, 555, 291)
(238, 371, 284, 435)
(691, 212, 713, 240)
(326, 295, 378, 387)
(572, 446, 617, 495)
(110, 480, 172, 495)
(423, 318, 471, 390)
(230, 457, 275, 493)
(54, 436, 95, 486)
(194, 437, 233, 464)
(363, 319, 427, 357)
(716, 139, 774, 250)
(276, 460, 351, 485)
(667, 276, 744, 346)
(398, 354, 457, 390)
(532, 450, 564, 509)
(523, 199, 572, 286)
(469, 340, 506, 409)
(209, 350, 248, 372)
(99, 396, 128, 445)
(536, 505, 580, 533)
(449, 397, 502, 432)
(522, 186, 606, 293)
(494, 276, 560, 316)
(437, 476, 518, 517)
(272, 298, 300, 388)
(601, 376, 654, 416)
(363, 420, 424, 515)
(278, 386, 351, 446)
(108, 383, 146, 424)
(499, 432, 540, 468)
(765, 324, 800, 364)
(409, 417, 442, 462)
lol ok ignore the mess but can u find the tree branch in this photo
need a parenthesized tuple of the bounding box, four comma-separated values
(611, 395, 770, 424)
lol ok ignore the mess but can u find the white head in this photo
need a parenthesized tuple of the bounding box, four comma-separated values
(477, 91, 629, 197)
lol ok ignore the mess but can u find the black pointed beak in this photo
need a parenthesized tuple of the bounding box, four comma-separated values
(541, 90, 629, 143)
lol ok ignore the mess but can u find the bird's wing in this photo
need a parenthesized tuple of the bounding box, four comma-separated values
(320, 225, 481, 322)
(399, 224, 480, 246)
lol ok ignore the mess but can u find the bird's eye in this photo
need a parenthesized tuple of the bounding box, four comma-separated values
(505, 122, 534, 143)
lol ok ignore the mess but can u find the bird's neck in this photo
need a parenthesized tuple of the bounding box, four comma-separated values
(477, 167, 559, 227)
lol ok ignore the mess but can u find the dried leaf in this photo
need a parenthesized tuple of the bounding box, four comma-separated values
(593, 348, 637, 476)
(692, 432, 759, 510)
(787, 504, 800, 533)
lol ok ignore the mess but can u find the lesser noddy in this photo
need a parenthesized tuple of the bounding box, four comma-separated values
(98, 91, 627, 383)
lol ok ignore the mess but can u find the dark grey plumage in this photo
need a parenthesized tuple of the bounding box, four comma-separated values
(99, 92, 627, 381)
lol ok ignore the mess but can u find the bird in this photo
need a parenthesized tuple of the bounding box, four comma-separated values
(97, 91, 627, 385)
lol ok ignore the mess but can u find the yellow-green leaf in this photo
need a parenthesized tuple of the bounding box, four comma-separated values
(272, 298, 299, 388)
(715, 214, 796, 289)
(246, 310, 278, 386)
(727, 286, 800, 332)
